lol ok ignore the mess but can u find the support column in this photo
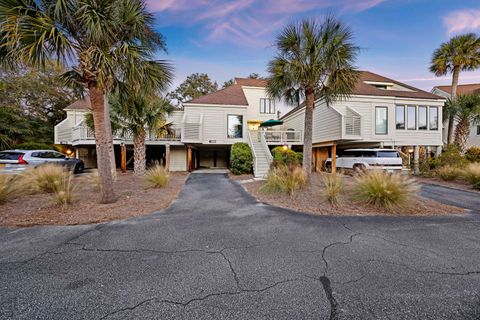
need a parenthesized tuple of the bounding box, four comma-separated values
(331, 144, 337, 174)
(120, 143, 126, 173)
(165, 144, 170, 172)
(414, 145, 420, 175)
(187, 146, 193, 172)
(435, 145, 443, 157)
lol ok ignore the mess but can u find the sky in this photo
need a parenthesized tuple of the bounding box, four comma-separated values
(146, 0, 480, 92)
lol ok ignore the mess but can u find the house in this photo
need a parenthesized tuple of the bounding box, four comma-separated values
(280, 71, 446, 171)
(431, 84, 480, 148)
(55, 72, 446, 176)
(54, 78, 303, 177)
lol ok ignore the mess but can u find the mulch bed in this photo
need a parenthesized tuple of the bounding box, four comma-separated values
(0, 171, 188, 228)
(242, 172, 466, 216)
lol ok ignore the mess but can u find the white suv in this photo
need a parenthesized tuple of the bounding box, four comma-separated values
(325, 149, 403, 172)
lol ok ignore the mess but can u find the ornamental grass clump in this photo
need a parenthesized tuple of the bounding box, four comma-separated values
(144, 164, 170, 188)
(436, 165, 462, 181)
(353, 170, 417, 209)
(21, 164, 65, 193)
(53, 174, 77, 208)
(462, 163, 480, 186)
(322, 173, 344, 206)
(260, 165, 306, 196)
(0, 175, 16, 204)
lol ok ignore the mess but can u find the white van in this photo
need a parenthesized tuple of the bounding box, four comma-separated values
(325, 149, 403, 172)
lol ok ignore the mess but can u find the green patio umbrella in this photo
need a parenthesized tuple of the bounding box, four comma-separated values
(259, 119, 284, 127)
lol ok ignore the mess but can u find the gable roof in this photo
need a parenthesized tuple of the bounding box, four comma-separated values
(186, 77, 267, 106)
(64, 97, 91, 110)
(433, 83, 480, 96)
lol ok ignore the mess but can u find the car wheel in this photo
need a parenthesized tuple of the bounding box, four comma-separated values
(353, 164, 366, 172)
(325, 162, 332, 173)
(74, 163, 84, 174)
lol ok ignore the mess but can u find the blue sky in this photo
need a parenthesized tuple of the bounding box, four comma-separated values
(147, 0, 480, 92)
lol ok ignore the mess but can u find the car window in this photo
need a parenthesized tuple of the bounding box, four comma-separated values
(377, 151, 400, 158)
(0, 152, 24, 160)
(52, 152, 67, 159)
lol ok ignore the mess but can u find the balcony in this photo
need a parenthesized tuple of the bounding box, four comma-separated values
(262, 130, 303, 145)
(71, 124, 181, 145)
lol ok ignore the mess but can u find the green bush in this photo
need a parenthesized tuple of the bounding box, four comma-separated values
(353, 171, 417, 209)
(271, 146, 303, 166)
(13, 142, 54, 150)
(260, 164, 306, 196)
(230, 143, 253, 175)
(430, 144, 467, 169)
(465, 147, 480, 163)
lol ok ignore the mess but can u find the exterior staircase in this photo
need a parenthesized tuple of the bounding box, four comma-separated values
(248, 130, 273, 178)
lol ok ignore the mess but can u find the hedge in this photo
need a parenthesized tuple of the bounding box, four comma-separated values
(271, 146, 303, 166)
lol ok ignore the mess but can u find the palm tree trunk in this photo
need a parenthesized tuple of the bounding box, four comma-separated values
(104, 95, 117, 180)
(133, 130, 147, 176)
(89, 85, 117, 204)
(447, 66, 460, 144)
(454, 117, 470, 152)
(303, 88, 314, 179)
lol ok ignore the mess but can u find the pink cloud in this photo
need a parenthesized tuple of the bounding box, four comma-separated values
(444, 9, 480, 35)
(145, 0, 385, 47)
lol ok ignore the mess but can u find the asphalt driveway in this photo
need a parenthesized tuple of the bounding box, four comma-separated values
(1, 173, 480, 320)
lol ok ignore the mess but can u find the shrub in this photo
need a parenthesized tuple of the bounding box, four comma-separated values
(271, 146, 303, 166)
(322, 174, 343, 206)
(465, 147, 480, 163)
(13, 142, 54, 150)
(436, 165, 462, 181)
(430, 144, 467, 169)
(230, 143, 253, 175)
(21, 164, 65, 193)
(462, 163, 480, 186)
(353, 171, 417, 209)
(0, 175, 16, 204)
(53, 174, 76, 207)
(322, 174, 344, 206)
(145, 164, 170, 188)
(260, 164, 306, 196)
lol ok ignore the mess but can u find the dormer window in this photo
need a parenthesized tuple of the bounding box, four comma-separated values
(260, 98, 275, 114)
(373, 84, 388, 90)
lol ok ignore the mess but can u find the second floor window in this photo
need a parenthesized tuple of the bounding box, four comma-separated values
(396, 105, 405, 129)
(418, 106, 427, 130)
(375, 107, 388, 135)
(260, 98, 275, 114)
(227, 115, 243, 139)
(407, 106, 416, 130)
(430, 107, 438, 130)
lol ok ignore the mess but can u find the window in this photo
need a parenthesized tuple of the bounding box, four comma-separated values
(260, 98, 275, 114)
(377, 151, 400, 158)
(477, 125, 480, 135)
(375, 107, 388, 134)
(396, 105, 405, 129)
(418, 106, 427, 130)
(227, 115, 243, 138)
(429, 107, 438, 130)
(407, 106, 416, 130)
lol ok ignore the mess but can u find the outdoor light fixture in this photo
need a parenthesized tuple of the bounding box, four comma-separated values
(408, 149, 414, 153)
(283, 145, 288, 151)
(66, 149, 72, 155)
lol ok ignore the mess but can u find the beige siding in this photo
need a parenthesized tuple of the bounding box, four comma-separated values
(312, 102, 342, 143)
(54, 110, 88, 144)
(242, 87, 278, 122)
(170, 146, 187, 171)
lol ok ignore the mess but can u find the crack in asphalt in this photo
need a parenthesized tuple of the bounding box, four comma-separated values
(320, 276, 338, 320)
(98, 278, 308, 320)
(367, 259, 480, 276)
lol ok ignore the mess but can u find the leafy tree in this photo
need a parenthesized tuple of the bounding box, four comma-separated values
(168, 73, 218, 105)
(0, 0, 173, 203)
(430, 33, 480, 144)
(267, 17, 359, 178)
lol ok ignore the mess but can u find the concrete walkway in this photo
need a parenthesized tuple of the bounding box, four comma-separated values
(1, 173, 480, 319)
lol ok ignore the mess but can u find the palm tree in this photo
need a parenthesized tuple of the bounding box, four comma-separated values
(452, 94, 480, 151)
(267, 17, 359, 178)
(110, 92, 173, 176)
(430, 33, 480, 144)
(0, 0, 173, 203)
